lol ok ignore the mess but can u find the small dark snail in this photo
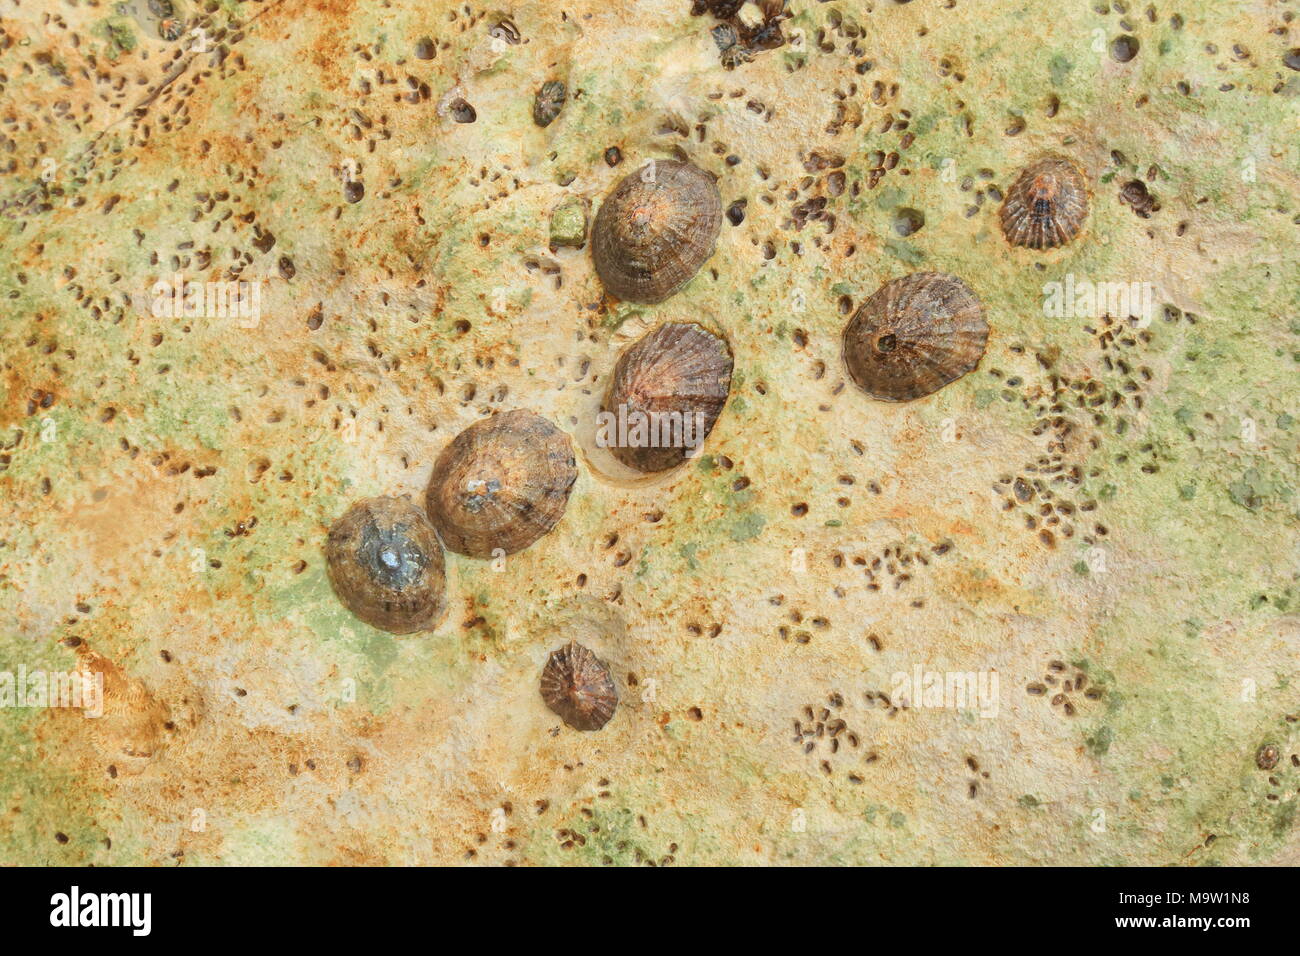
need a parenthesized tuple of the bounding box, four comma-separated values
(533, 80, 566, 127)
(325, 496, 447, 634)
(601, 322, 732, 473)
(1256, 743, 1281, 771)
(591, 160, 722, 304)
(842, 272, 989, 402)
(1119, 178, 1160, 218)
(158, 17, 184, 41)
(425, 409, 578, 558)
(540, 641, 618, 731)
(999, 156, 1089, 250)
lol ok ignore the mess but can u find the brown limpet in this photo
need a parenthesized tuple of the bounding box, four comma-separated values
(325, 496, 447, 634)
(999, 156, 1090, 250)
(540, 641, 618, 731)
(601, 322, 733, 473)
(591, 159, 722, 304)
(842, 272, 989, 402)
(425, 409, 577, 558)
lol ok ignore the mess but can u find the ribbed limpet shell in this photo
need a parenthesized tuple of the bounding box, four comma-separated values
(425, 409, 578, 558)
(591, 160, 722, 304)
(842, 272, 989, 402)
(601, 322, 733, 473)
(540, 642, 618, 731)
(999, 156, 1090, 250)
(325, 496, 447, 634)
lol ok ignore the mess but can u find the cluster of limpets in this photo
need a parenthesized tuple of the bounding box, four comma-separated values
(325, 61, 1094, 731)
(842, 154, 1089, 401)
(324, 408, 579, 639)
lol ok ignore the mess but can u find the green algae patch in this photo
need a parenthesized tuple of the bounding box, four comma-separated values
(0, 714, 107, 866)
(548, 197, 588, 248)
(99, 18, 138, 56)
(728, 511, 766, 543)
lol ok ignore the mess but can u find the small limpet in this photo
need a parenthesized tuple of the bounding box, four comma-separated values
(842, 272, 989, 402)
(999, 156, 1090, 250)
(540, 642, 619, 731)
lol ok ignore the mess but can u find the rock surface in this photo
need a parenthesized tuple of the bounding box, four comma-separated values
(0, 0, 1297, 866)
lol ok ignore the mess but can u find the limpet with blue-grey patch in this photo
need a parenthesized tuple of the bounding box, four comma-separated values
(325, 496, 447, 634)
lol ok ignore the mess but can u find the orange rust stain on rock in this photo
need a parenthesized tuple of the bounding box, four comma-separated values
(37, 641, 423, 860)
(64, 468, 182, 571)
(0, 358, 57, 429)
(942, 563, 1024, 608)
(943, 518, 978, 539)
(45, 644, 182, 777)
(284, 0, 362, 94)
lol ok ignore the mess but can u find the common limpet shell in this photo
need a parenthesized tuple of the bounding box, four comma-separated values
(842, 272, 989, 402)
(999, 156, 1090, 250)
(325, 496, 447, 634)
(591, 159, 722, 304)
(425, 409, 578, 558)
(601, 322, 733, 473)
(540, 641, 618, 731)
